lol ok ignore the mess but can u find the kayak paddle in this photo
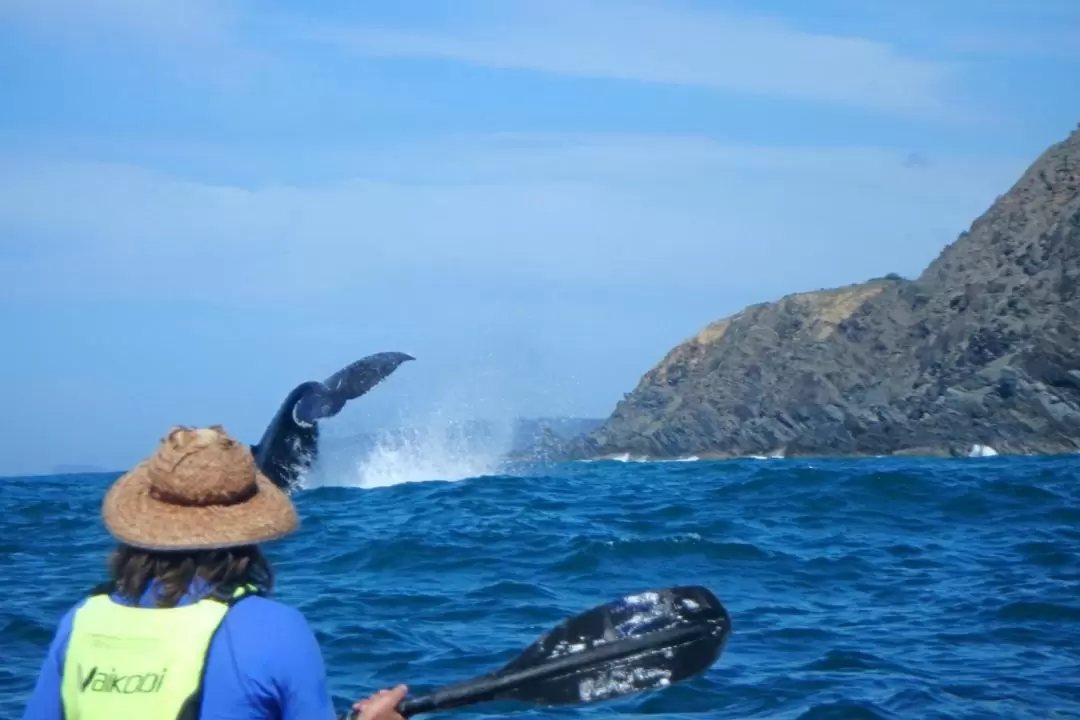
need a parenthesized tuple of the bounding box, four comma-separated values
(349, 585, 732, 718)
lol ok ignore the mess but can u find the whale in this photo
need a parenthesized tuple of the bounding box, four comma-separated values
(250, 351, 414, 492)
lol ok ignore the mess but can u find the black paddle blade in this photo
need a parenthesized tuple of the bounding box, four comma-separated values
(392, 586, 731, 717)
(495, 585, 730, 705)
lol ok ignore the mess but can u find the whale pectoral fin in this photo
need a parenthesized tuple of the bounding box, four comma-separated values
(250, 353, 415, 493)
(322, 351, 415, 405)
(292, 352, 415, 426)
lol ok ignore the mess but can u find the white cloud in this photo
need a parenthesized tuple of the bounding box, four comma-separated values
(944, 29, 1080, 59)
(803, 1, 1080, 61)
(0, 0, 259, 80)
(0, 134, 1028, 306)
(308, 0, 961, 119)
(0, 0, 979, 117)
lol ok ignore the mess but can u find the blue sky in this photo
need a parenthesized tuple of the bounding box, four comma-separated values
(1, 0, 1078, 475)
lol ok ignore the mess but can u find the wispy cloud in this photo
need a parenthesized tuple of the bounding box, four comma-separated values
(307, 0, 962, 119)
(0, 0, 259, 80)
(944, 29, 1080, 59)
(810, 1, 1080, 61)
(0, 134, 1027, 307)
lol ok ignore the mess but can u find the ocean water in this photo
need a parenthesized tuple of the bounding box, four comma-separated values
(3, 454, 1080, 719)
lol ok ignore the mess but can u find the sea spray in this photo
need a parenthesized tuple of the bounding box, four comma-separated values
(303, 416, 511, 489)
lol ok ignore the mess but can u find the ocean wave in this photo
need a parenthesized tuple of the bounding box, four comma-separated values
(3, 455, 1080, 718)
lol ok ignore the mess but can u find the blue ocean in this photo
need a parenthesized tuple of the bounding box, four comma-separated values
(3, 454, 1079, 719)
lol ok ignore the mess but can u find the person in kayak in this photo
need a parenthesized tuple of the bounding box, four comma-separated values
(22, 424, 408, 720)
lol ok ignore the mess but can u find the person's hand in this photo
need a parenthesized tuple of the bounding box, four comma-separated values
(351, 684, 408, 720)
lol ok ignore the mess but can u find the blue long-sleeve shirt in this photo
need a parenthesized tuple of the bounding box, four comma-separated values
(22, 580, 339, 719)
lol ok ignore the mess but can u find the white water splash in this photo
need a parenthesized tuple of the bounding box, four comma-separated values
(578, 665, 672, 702)
(582, 454, 698, 464)
(624, 591, 661, 604)
(301, 419, 510, 489)
(549, 639, 589, 658)
(968, 444, 999, 458)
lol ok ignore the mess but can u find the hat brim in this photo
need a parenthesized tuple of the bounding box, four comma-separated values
(102, 461, 300, 552)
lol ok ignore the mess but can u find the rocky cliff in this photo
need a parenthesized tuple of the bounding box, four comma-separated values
(565, 124, 1080, 459)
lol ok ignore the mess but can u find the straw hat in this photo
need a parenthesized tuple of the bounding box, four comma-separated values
(102, 425, 299, 552)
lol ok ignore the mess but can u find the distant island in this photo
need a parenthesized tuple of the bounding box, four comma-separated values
(50, 464, 110, 475)
(546, 123, 1080, 461)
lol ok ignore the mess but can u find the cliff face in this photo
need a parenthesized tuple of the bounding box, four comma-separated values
(568, 124, 1080, 459)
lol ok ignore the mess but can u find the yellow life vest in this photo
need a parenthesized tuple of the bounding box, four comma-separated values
(59, 582, 259, 720)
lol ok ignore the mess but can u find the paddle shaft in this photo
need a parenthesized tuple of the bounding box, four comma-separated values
(389, 622, 712, 717)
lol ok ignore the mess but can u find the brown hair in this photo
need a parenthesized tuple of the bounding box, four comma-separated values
(107, 543, 275, 607)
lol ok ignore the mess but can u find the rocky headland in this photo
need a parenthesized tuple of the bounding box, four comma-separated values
(559, 124, 1080, 460)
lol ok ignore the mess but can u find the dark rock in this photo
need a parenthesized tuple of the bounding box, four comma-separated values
(558, 124, 1080, 459)
(505, 417, 606, 460)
